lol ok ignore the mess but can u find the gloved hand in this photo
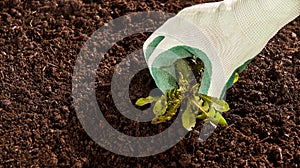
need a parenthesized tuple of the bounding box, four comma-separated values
(143, 0, 300, 99)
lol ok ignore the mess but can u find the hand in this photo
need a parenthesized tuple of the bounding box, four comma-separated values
(143, 0, 299, 98)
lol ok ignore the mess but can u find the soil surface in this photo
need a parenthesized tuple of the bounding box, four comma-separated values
(1, 0, 299, 167)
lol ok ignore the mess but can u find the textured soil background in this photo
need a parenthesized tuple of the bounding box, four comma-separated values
(1, 0, 299, 167)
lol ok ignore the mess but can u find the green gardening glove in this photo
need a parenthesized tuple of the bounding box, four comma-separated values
(143, 0, 300, 99)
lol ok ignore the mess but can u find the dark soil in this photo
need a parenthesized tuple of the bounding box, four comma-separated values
(1, 0, 299, 167)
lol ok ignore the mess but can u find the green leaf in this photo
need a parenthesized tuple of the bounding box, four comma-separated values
(167, 99, 182, 116)
(153, 95, 167, 116)
(199, 94, 214, 104)
(152, 97, 182, 124)
(233, 72, 239, 83)
(212, 112, 227, 125)
(135, 96, 155, 106)
(196, 113, 206, 119)
(207, 107, 216, 118)
(211, 99, 230, 112)
(182, 103, 196, 131)
(151, 115, 172, 124)
(200, 94, 229, 112)
(202, 100, 209, 111)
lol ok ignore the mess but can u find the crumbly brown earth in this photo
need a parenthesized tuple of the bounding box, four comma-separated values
(0, 0, 299, 167)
